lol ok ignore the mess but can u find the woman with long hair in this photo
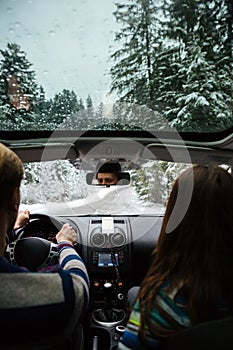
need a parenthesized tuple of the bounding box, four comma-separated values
(118, 164, 233, 349)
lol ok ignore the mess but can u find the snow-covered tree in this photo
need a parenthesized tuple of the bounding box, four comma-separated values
(0, 42, 39, 128)
(110, 0, 161, 107)
(85, 94, 96, 126)
(109, 0, 232, 132)
(33, 85, 52, 124)
(78, 98, 85, 110)
(48, 89, 80, 125)
(167, 46, 232, 131)
(130, 167, 149, 201)
(21, 160, 86, 204)
(130, 159, 190, 204)
(86, 94, 93, 109)
(156, 0, 233, 131)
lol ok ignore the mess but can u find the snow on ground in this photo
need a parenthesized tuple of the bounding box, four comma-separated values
(20, 185, 165, 216)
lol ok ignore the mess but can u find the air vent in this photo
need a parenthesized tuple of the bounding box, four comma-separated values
(110, 232, 126, 247)
(91, 219, 125, 224)
(91, 233, 106, 247)
(91, 220, 102, 224)
(114, 219, 125, 224)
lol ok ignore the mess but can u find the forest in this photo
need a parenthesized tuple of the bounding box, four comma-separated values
(0, 0, 232, 133)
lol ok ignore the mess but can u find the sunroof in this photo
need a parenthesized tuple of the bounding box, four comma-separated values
(0, 0, 232, 133)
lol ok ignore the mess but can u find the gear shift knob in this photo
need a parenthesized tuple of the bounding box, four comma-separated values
(104, 282, 112, 289)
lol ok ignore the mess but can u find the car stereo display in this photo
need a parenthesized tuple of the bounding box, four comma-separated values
(97, 253, 119, 267)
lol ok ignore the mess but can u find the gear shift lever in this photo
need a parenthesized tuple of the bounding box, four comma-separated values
(103, 281, 113, 309)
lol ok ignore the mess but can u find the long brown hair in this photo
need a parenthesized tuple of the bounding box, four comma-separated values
(0, 143, 23, 212)
(138, 165, 233, 341)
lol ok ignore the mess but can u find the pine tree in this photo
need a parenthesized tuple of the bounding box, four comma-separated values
(78, 98, 85, 110)
(166, 44, 232, 131)
(85, 94, 96, 128)
(48, 89, 80, 125)
(110, 0, 160, 107)
(86, 94, 93, 108)
(130, 167, 149, 201)
(59, 95, 96, 130)
(34, 85, 52, 124)
(109, 0, 232, 132)
(152, 0, 233, 131)
(0, 42, 39, 127)
(160, 0, 232, 131)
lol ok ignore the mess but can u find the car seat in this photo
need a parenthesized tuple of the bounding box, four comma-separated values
(0, 322, 84, 350)
(160, 316, 233, 350)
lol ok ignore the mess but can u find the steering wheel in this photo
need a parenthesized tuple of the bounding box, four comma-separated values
(6, 214, 64, 270)
(16, 213, 63, 243)
(7, 213, 81, 271)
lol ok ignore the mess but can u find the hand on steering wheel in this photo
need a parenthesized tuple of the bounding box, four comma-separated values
(14, 209, 30, 230)
(56, 223, 78, 245)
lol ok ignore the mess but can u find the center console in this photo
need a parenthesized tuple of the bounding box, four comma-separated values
(85, 217, 131, 349)
(88, 217, 131, 308)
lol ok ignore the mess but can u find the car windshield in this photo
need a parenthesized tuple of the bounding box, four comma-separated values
(20, 159, 190, 216)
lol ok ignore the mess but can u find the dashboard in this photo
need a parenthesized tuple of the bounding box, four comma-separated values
(15, 213, 162, 310)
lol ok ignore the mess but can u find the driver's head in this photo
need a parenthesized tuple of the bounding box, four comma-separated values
(96, 161, 121, 186)
(0, 143, 23, 229)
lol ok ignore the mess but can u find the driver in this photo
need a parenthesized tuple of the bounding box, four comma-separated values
(96, 161, 122, 185)
(0, 143, 89, 348)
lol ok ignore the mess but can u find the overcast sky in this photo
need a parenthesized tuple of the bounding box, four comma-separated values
(0, 0, 119, 105)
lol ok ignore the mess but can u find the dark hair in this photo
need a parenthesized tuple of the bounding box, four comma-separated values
(96, 161, 122, 179)
(138, 165, 233, 341)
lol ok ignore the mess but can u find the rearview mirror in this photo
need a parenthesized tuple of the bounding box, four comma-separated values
(86, 172, 130, 186)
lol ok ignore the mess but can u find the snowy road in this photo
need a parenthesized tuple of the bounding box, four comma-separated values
(20, 185, 165, 216)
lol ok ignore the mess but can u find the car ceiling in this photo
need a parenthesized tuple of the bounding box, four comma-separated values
(0, 128, 233, 166)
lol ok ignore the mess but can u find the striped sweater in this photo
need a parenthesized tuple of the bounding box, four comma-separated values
(0, 241, 89, 348)
(118, 285, 190, 349)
